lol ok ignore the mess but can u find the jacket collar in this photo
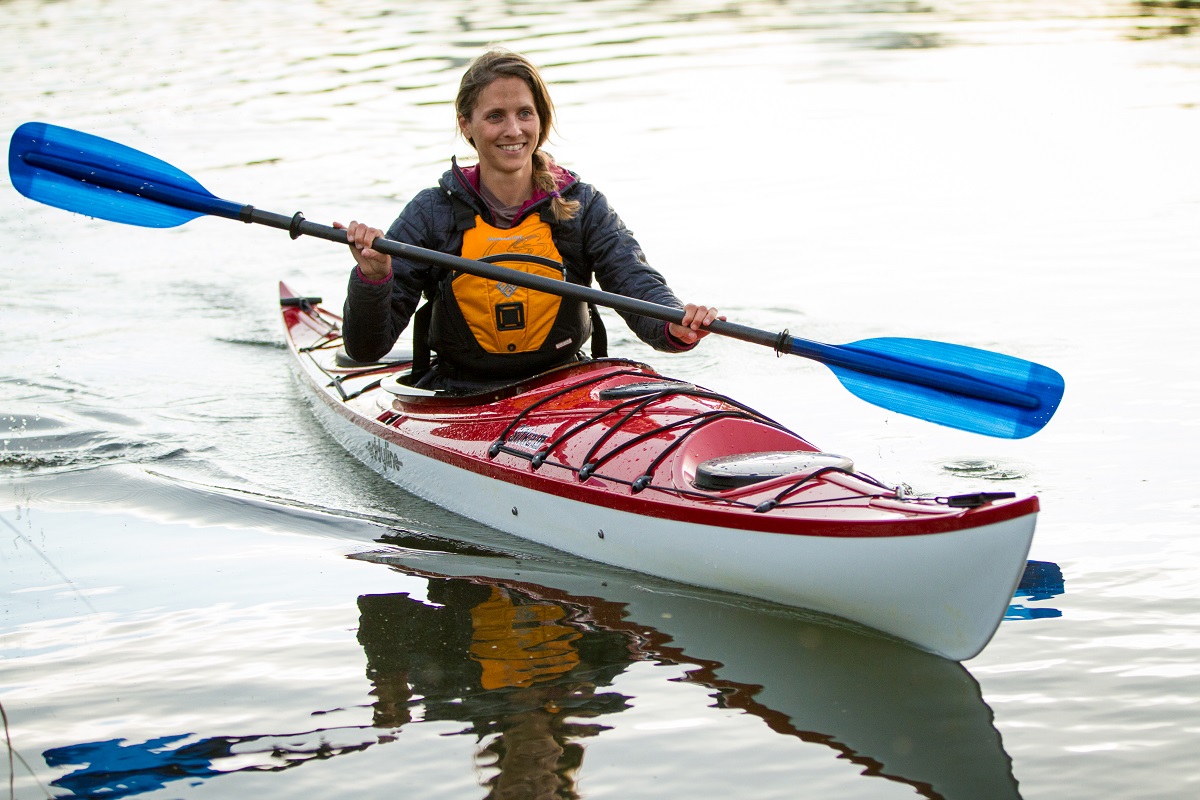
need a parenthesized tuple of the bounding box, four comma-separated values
(447, 156, 577, 222)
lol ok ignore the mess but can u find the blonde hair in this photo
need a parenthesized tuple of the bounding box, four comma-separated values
(456, 50, 580, 222)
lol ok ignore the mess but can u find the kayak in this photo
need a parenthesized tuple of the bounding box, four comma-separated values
(280, 282, 1038, 660)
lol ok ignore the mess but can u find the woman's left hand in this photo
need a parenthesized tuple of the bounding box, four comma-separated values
(669, 304, 724, 345)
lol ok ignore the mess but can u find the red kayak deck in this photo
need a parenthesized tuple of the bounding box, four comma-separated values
(284, 290, 1037, 540)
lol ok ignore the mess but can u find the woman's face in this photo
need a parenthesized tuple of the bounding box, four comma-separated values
(458, 76, 541, 181)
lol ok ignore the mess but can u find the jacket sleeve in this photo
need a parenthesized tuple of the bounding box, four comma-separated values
(341, 190, 447, 363)
(577, 186, 694, 353)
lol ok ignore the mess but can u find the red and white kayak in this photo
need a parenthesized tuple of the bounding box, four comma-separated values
(281, 283, 1037, 660)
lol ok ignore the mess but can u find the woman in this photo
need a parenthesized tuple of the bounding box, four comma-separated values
(338, 49, 719, 390)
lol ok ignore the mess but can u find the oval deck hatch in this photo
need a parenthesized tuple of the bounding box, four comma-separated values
(694, 450, 854, 490)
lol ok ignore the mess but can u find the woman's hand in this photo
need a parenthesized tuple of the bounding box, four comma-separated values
(335, 220, 392, 281)
(668, 304, 724, 346)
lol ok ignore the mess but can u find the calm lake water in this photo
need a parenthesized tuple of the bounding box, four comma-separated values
(3, 1, 1199, 798)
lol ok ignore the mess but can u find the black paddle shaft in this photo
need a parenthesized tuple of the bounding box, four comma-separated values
(238, 207, 1041, 412)
(245, 207, 791, 353)
(250, 208, 1037, 410)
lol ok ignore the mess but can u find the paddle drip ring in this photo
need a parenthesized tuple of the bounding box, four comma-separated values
(773, 329, 789, 357)
(288, 211, 306, 240)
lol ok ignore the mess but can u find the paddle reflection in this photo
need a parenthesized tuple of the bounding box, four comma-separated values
(1007, 560, 1065, 620)
(42, 556, 1061, 799)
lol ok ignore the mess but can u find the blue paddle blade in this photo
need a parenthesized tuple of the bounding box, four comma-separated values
(9, 122, 244, 227)
(822, 337, 1064, 439)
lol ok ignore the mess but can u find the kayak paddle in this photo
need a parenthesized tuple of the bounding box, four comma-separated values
(8, 121, 1064, 438)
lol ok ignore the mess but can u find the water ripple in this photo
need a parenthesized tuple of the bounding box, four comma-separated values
(0, 409, 188, 474)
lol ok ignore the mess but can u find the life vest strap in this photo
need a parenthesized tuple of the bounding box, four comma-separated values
(410, 300, 434, 383)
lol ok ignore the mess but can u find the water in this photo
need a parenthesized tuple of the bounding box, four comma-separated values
(3, 0, 1199, 797)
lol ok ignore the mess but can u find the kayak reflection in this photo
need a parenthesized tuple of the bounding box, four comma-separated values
(42, 554, 1060, 800)
(352, 545, 1042, 800)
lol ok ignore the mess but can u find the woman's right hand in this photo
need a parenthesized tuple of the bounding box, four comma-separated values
(335, 220, 392, 281)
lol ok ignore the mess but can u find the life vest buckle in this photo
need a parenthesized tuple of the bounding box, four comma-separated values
(495, 301, 526, 331)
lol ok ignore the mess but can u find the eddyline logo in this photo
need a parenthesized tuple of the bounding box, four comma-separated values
(366, 438, 403, 472)
(507, 426, 551, 449)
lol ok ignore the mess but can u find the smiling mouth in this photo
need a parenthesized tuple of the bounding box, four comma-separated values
(498, 143, 525, 152)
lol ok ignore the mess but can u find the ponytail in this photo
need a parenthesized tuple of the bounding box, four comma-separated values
(533, 150, 580, 222)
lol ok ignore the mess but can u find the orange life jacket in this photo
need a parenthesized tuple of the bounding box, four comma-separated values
(428, 213, 592, 379)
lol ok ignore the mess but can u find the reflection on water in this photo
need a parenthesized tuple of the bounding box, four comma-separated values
(359, 584, 632, 800)
(1133, 0, 1200, 37)
(30, 518, 1059, 799)
(45, 731, 369, 799)
(1007, 560, 1065, 620)
(39, 578, 633, 800)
